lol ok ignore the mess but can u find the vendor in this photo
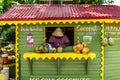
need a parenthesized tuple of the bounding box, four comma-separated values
(49, 28, 70, 48)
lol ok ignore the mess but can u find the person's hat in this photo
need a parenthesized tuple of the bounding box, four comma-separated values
(52, 28, 64, 37)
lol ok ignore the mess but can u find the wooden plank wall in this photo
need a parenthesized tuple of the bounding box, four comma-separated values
(18, 23, 101, 80)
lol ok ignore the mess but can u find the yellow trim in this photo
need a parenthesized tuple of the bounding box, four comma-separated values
(0, 19, 120, 25)
(101, 23, 105, 80)
(16, 25, 19, 80)
(23, 52, 96, 60)
(3, 63, 15, 67)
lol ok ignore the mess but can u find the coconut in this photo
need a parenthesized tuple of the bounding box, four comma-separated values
(82, 47, 90, 54)
(102, 37, 108, 46)
(108, 37, 114, 46)
(76, 44, 84, 51)
(57, 47, 63, 53)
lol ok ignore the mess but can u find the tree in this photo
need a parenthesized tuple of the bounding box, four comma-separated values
(73, 0, 114, 4)
(2, 0, 13, 12)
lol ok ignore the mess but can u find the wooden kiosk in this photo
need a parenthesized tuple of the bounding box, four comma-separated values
(0, 4, 120, 80)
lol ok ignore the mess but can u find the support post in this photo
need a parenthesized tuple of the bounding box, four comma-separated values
(27, 58, 33, 75)
(85, 59, 88, 75)
(57, 58, 60, 75)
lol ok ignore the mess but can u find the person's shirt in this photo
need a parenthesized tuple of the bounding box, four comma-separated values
(49, 35, 70, 48)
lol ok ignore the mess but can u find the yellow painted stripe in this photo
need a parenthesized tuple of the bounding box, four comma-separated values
(16, 26, 19, 80)
(101, 23, 105, 80)
(3, 63, 15, 67)
(0, 19, 120, 25)
(23, 52, 96, 60)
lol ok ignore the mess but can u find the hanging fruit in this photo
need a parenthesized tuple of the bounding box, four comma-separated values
(102, 37, 108, 46)
(108, 37, 114, 46)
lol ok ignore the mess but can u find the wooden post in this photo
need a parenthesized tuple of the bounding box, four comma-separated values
(85, 59, 88, 75)
(57, 58, 60, 75)
(27, 58, 33, 75)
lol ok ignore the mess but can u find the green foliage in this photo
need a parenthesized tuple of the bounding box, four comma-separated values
(73, 0, 114, 4)
(2, 0, 13, 12)
(4, 27, 15, 43)
(0, 25, 15, 43)
(0, 0, 3, 14)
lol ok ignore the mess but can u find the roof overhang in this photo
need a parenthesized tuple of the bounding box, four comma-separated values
(0, 19, 120, 25)
(0, 4, 120, 25)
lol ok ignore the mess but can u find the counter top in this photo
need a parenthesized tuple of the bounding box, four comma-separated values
(23, 52, 96, 60)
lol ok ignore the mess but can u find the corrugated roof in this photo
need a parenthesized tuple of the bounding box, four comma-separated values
(0, 4, 120, 21)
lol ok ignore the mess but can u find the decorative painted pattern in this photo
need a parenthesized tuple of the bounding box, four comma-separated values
(101, 23, 105, 80)
(23, 52, 96, 60)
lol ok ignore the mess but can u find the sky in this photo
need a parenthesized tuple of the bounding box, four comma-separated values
(113, 0, 120, 6)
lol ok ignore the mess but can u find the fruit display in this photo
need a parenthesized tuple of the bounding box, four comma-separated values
(8, 55, 16, 61)
(108, 37, 114, 46)
(82, 47, 90, 54)
(0, 43, 15, 63)
(0, 43, 15, 54)
(35, 45, 63, 53)
(102, 37, 114, 46)
(57, 47, 63, 53)
(102, 37, 108, 46)
(73, 42, 90, 54)
(0, 63, 3, 71)
(49, 48, 56, 53)
(35, 43, 49, 53)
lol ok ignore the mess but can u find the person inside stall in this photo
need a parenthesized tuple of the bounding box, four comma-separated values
(48, 28, 70, 51)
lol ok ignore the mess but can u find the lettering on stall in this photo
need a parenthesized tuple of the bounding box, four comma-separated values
(20, 25, 43, 31)
(30, 78, 90, 80)
(77, 25, 98, 35)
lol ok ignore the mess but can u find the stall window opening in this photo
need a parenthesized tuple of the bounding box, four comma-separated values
(45, 27, 74, 47)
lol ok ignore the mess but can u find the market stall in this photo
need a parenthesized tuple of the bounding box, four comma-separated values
(0, 4, 120, 80)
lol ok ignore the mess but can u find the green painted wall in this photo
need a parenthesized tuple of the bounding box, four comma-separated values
(104, 24, 120, 80)
(18, 23, 101, 80)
